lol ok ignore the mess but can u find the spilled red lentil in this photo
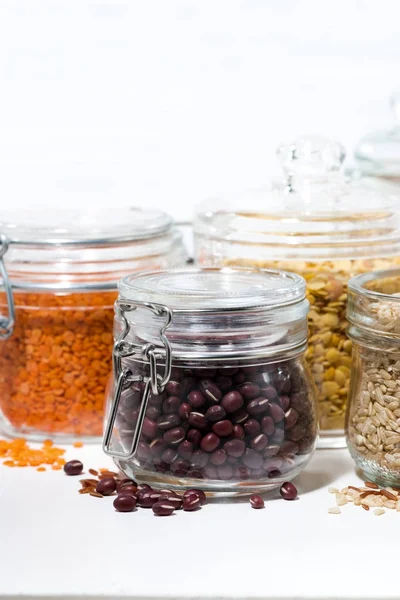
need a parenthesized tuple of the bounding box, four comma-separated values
(0, 438, 66, 468)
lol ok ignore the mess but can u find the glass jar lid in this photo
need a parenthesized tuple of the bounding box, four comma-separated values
(0, 206, 185, 290)
(119, 266, 305, 310)
(354, 91, 400, 179)
(0, 207, 187, 339)
(117, 267, 309, 361)
(194, 136, 400, 260)
(0, 206, 172, 245)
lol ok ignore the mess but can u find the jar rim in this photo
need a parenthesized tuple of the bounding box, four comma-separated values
(347, 268, 400, 341)
(118, 266, 306, 311)
(348, 268, 400, 302)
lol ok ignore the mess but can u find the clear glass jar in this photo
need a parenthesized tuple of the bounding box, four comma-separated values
(347, 268, 400, 486)
(103, 267, 318, 496)
(194, 136, 400, 448)
(0, 207, 187, 442)
(354, 90, 400, 185)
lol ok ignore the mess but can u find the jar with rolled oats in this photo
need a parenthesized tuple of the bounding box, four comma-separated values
(347, 269, 400, 486)
(194, 136, 400, 448)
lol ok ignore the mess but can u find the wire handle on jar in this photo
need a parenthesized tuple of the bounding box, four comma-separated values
(103, 300, 173, 459)
(0, 235, 15, 340)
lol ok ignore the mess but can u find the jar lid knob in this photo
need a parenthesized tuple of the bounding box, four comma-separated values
(276, 136, 346, 183)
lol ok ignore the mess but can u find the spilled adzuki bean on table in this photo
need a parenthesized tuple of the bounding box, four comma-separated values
(115, 361, 316, 484)
(76, 464, 300, 515)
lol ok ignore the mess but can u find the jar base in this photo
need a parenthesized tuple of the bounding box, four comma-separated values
(348, 449, 400, 488)
(113, 459, 312, 498)
(0, 419, 101, 444)
(317, 429, 346, 449)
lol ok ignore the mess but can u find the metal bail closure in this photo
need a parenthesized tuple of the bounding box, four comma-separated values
(0, 235, 15, 340)
(103, 300, 172, 460)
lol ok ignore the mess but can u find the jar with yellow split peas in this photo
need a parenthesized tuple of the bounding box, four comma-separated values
(193, 136, 400, 447)
(0, 207, 187, 442)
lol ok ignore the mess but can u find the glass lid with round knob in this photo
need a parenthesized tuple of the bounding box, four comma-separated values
(194, 135, 400, 260)
(354, 90, 400, 180)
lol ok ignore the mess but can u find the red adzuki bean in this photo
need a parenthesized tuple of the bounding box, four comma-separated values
(280, 482, 298, 500)
(250, 494, 264, 509)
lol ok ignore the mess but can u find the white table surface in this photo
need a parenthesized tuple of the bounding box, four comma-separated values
(0, 444, 396, 600)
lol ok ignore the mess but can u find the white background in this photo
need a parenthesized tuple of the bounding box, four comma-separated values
(0, 0, 399, 221)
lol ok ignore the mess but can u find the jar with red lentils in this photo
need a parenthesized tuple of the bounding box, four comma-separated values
(0, 208, 187, 442)
(103, 267, 318, 496)
(193, 136, 400, 448)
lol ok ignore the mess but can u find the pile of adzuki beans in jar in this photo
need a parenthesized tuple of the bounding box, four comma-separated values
(116, 361, 316, 482)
